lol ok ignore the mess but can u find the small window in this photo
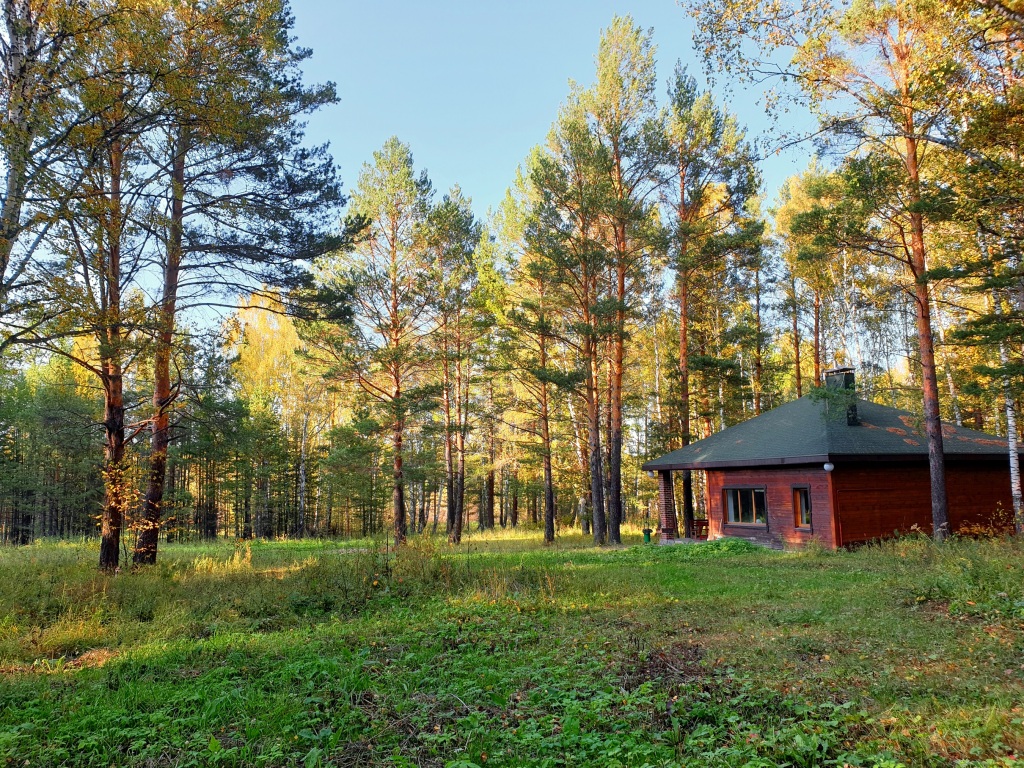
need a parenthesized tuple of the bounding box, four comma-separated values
(725, 488, 767, 525)
(794, 487, 812, 529)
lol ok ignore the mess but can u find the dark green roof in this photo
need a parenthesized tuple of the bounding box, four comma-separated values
(642, 396, 1020, 472)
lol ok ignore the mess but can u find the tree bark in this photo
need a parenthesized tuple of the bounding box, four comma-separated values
(99, 379, 127, 570)
(753, 264, 763, 414)
(0, 1, 52, 335)
(677, 270, 693, 539)
(587, 336, 606, 544)
(242, 462, 252, 539)
(996, 301, 1023, 534)
(484, 468, 495, 530)
(392, 416, 406, 545)
(608, 258, 625, 545)
(539, 331, 556, 543)
(296, 413, 308, 537)
(443, 336, 457, 540)
(813, 289, 822, 387)
(904, 132, 949, 540)
(135, 130, 186, 565)
(510, 473, 519, 528)
(791, 275, 802, 397)
(452, 352, 467, 544)
(98, 138, 127, 571)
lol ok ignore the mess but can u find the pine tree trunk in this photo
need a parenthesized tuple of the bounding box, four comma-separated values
(419, 479, 427, 533)
(296, 414, 308, 537)
(905, 133, 949, 540)
(485, 469, 495, 530)
(753, 266, 764, 414)
(540, 367, 555, 544)
(510, 474, 519, 528)
(587, 336, 607, 544)
(259, 459, 270, 538)
(608, 259, 626, 545)
(135, 131, 186, 565)
(99, 384, 127, 570)
(98, 139, 127, 572)
(791, 276, 802, 397)
(392, 395, 407, 544)
(242, 463, 252, 539)
(443, 328, 457, 539)
(813, 289, 822, 387)
(678, 270, 694, 539)
(165, 460, 177, 542)
(452, 353, 467, 543)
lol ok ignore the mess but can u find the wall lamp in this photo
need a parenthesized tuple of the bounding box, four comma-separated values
(823, 462, 835, 472)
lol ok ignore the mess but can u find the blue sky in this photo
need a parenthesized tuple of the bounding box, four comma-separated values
(289, 0, 817, 219)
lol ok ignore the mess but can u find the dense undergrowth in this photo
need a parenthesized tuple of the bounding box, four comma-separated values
(0, 531, 1022, 767)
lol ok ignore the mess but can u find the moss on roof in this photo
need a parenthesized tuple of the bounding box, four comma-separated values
(641, 395, 1019, 471)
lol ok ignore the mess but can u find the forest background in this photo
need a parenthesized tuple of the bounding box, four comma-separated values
(2, 0, 1024, 570)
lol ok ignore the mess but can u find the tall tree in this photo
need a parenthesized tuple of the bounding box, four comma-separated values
(528, 98, 614, 544)
(583, 15, 663, 545)
(499, 183, 561, 544)
(133, 0, 342, 564)
(322, 137, 433, 546)
(425, 186, 481, 544)
(42, 8, 160, 568)
(663, 65, 758, 536)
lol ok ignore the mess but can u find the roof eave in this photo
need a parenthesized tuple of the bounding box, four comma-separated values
(641, 454, 830, 472)
(643, 450, 1024, 472)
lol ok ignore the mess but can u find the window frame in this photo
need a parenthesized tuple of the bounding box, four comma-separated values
(792, 485, 812, 530)
(723, 485, 768, 527)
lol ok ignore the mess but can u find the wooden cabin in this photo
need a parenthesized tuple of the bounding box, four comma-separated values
(641, 369, 1019, 549)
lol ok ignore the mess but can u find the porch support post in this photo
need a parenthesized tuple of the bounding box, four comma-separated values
(658, 470, 679, 543)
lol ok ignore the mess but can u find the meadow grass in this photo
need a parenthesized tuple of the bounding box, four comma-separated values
(0, 530, 1021, 767)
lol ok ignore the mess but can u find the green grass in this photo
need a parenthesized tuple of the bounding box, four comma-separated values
(1, 531, 1022, 767)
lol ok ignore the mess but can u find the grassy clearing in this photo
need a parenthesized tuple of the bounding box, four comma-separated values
(0, 531, 1022, 767)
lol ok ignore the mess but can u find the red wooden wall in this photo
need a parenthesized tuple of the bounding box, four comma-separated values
(705, 467, 836, 549)
(831, 461, 1014, 545)
(704, 460, 1014, 549)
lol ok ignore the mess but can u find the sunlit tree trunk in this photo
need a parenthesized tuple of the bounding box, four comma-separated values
(98, 138, 128, 571)
(904, 129, 949, 540)
(136, 129, 185, 564)
(586, 332, 606, 545)
(791, 275, 802, 397)
(813, 289, 822, 387)
(540, 344, 555, 543)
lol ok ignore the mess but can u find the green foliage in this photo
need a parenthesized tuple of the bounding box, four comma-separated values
(868, 534, 1024, 619)
(0, 357, 103, 542)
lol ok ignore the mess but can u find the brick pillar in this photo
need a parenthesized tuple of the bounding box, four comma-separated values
(658, 470, 679, 543)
